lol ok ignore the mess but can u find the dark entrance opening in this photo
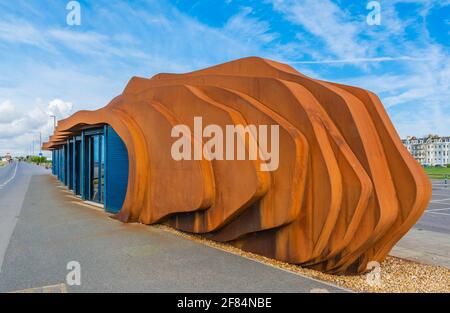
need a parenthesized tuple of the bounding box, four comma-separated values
(52, 125, 129, 214)
(84, 129, 105, 204)
(74, 137, 82, 196)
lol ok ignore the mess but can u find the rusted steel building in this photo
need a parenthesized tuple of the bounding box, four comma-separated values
(43, 57, 431, 274)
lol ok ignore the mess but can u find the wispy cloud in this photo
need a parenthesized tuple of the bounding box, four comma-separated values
(0, 98, 73, 156)
(0, 0, 284, 155)
(223, 7, 279, 44)
(0, 18, 53, 50)
(0, 100, 19, 123)
(265, 0, 449, 137)
(287, 56, 431, 64)
(268, 0, 369, 60)
(0, 0, 448, 154)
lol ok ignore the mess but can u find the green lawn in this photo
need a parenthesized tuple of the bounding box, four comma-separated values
(423, 166, 450, 179)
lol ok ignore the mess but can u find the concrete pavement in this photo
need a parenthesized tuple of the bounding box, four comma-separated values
(0, 162, 48, 274)
(1, 162, 448, 292)
(415, 180, 450, 234)
(0, 164, 346, 293)
(390, 179, 450, 269)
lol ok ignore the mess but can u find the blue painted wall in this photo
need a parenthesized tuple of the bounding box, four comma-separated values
(105, 126, 129, 214)
(51, 125, 129, 215)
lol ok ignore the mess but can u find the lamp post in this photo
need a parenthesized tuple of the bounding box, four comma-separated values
(50, 115, 57, 130)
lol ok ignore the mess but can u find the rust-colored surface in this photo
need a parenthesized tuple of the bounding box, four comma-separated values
(43, 57, 431, 274)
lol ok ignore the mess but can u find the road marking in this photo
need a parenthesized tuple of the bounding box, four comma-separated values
(0, 162, 18, 189)
(65, 194, 80, 200)
(430, 198, 450, 203)
(310, 288, 330, 293)
(426, 207, 450, 212)
(425, 211, 450, 216)
(9, 283, 68, 293)
(70, 201, 105, 213)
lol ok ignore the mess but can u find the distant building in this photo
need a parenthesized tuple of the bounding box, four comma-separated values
(1, 153, 12, 163)
(402, 135, 450, 166)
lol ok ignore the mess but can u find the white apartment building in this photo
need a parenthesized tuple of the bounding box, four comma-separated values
(402, 135, 450, 166)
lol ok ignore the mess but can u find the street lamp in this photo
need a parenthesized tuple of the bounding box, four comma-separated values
(39, 132, 42, 156)
(49, 115, 57, 130)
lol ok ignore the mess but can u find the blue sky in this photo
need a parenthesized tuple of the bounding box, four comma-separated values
(0, 0, 449, 156)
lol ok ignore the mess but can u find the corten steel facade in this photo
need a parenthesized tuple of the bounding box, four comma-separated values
(44, 57, 431, 274)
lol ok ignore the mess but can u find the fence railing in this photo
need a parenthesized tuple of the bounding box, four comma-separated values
(428, 173, 449, 187)
(428, 173, 449, 180)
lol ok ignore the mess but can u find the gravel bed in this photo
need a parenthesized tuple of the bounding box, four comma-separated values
(153, 224, 450, 293)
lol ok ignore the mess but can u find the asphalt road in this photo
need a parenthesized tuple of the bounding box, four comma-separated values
(0, 162, 48, 275)
(390, 179, 450, 269)
(414, 180, 450, 234)
(0, 163, 346, 293)
(0, 161, 18, 188)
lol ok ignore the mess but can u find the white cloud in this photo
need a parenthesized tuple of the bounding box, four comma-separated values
(288, 56, 430, 64)
(0, 0, 447, 151)
(0, 19, 150, 60)
(48, 29, 150, 59)
(0, 100, 19, 123)
(0, 2, 287, 156)
(268, 0, 368, 59)
(0, 99, 73, 156)
(223, 7, 279, 44)
(266, 0, 449, 137)
(0, 18, 51, 50)
(47, 99, 73, 120)
(338, 45, 450, 137)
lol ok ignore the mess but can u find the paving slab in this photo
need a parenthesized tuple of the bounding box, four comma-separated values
(0, 172, 347, 293)
(391, 228, 450, 269)
(390, 179, 450, 269)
